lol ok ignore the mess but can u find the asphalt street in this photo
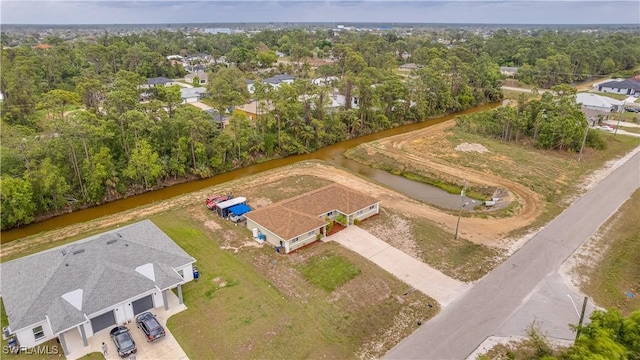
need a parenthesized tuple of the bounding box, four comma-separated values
(385, 151, 640, 360)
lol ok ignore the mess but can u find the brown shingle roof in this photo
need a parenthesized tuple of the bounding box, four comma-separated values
(245, 184, 379, 241)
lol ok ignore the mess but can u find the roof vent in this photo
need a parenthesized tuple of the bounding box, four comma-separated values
(61, 250, 67, 256)
(72, 249, 85, 255)
(117, 233, 123, 238)
(106, 239, 118, 245)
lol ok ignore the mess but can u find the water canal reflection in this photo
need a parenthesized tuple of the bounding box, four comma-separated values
(2, 103, 498, 242)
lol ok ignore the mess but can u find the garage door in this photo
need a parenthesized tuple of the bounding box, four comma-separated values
(132, 295, 154, 315)
(90, 310, 116, 333)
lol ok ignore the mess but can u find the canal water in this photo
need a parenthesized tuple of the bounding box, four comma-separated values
(2, 103, 497, 242)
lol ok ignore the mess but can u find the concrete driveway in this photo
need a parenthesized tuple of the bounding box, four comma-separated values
(326, 226, 470, 307)
(66, 292, 189, 360)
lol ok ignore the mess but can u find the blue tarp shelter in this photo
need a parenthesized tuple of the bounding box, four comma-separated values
(228, 204, 251, 216)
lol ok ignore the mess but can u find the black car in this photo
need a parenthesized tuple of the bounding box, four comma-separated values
(625, 107, 639, 113)
(109, 326, 137, 358)
(135, 312, 166, 343)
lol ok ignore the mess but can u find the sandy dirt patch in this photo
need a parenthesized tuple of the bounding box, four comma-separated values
(455, 142, 490, 153)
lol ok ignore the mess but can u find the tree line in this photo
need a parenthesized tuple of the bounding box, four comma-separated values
(1, 28, 637, 229)
(455, 86, 607, 152)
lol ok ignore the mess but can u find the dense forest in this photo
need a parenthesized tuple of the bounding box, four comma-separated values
(1, 27, 640, 229)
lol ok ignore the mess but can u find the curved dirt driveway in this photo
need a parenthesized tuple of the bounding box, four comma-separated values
(354, 121, 544, 245)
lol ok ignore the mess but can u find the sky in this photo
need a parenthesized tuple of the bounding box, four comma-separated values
(2, 0, 639, 25)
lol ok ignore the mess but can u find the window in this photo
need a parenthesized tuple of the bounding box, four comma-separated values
(308, 231, 315, 236)
(369, 205, 376, 210)
(327, 211, 333, 216)
(33, 326, 45, 340)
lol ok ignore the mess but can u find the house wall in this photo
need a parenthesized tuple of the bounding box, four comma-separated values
(183, 96, 199, 104)
(175, 263, 195, 282)
(349, 203, 380, 224)
(246, 219, 282, 248)
(598, 86, 631, 95)
(15, 319, 54, 349)
(286, 228, 322, 253)
(85, 289, 160, 336)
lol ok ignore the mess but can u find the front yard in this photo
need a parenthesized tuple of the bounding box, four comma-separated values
(159, 202, 437, 359)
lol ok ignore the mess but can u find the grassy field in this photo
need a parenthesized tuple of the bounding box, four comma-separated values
(578, 190, 640, 315)
(348, 126, 640, 237)
(359, 207, 504, 282)
(159, 199, 438, 359)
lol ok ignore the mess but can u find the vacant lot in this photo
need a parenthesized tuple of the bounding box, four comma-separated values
(569, 189, 640, 315)
(359, 207, 504, 282)
(159, 205, 437, 359)
(346, 122, 640, 238)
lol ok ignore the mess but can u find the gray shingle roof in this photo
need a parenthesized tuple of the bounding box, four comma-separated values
(0, 220, 195, 334)
(146, 77, 173, 85)
(599, 79, 640, 91)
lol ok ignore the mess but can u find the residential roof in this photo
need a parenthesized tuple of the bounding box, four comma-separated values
(245, 184, 379, 241)
(185, 71, 209, 81)
(180, 87, 206, 99)
(235, 100, 274, 116)
(146, 77, 174, 85)
(0, 220, 195, 334)
(598, 79, 640, 91)
(576, 93, 624, 108)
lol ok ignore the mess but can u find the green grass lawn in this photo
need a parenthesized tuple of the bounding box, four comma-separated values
(593, 92, 629, 100)
(299, 253, 361, 291)
(158, 207, 438, 359)
(580, 190, 640, 315)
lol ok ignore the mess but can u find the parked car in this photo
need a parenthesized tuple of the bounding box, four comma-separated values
(625, 107, 639, 113)
(110, 326, 136, 358)
(206, 194, 232, 210)
(135, 312, 166, 343)
(597, 125, 614, 132)
(229, 213, 246, 223)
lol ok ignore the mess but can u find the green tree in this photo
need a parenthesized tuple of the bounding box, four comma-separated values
(206, 67, 249, 116)
(123, 139, 164, 189)
(0, 176, 36, 229)
(28, 158, 71, 212)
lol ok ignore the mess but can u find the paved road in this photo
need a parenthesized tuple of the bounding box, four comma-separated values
(385, 151, 640, 360)
(328, 226, 470, 307)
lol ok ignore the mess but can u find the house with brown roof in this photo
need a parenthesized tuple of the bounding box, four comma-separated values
(245, 184, 380, 253)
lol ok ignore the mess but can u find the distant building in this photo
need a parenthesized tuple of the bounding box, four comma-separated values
(185, 71, 209, 85)
(500, 67, 519, 77)
(142, 77, 175, 89)
(246, 74, 296, 94)
(204, 28, 231, 35)
(576, 93, 624, 113)
(180, 87, 207, 103)
(597, 79, 640, 96)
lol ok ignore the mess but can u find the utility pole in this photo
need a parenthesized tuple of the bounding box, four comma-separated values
(614, 101, 625, 137)
(454, 180, 467, 240)
(574, 296, 589, 343)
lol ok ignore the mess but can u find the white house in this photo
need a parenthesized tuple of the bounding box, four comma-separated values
(185, 71, 208, 85)
(597, 79, 640, 96)
(246, 74, 296, 94)
(311, 76, 339, 86)
(245, 184, 380, 254)
(0, 220, 196, 357)
(180, 87, 207, 103)
(576, 93, 624, 112)
(141, 77, 175, 89)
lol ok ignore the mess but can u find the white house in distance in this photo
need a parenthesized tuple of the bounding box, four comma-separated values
(245, 184, 380, 253)
(0, 220, 196, 357)
(185, 71, 209, 85)
(247, 74, 296, 94)
(576, 92, 624, 113)
(597, 78, 640, 96)
(180, 87, 207, 103)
